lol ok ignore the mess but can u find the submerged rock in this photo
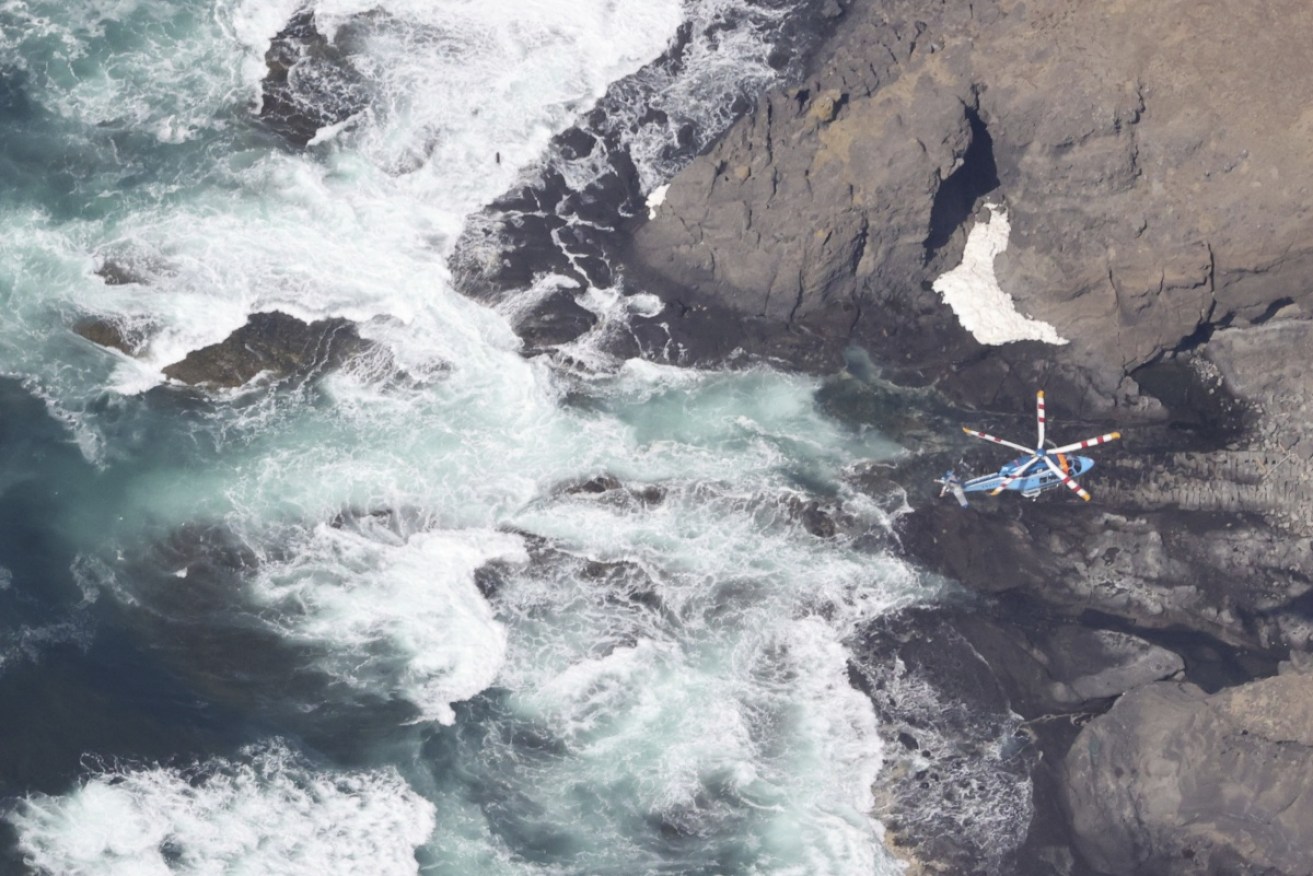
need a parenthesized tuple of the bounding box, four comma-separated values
(555, 474, 667, 508)
(850, 607, 1039, 876)
(513, 286, 599, 353)
(73, 316, 150, 357)
(162, 311, 377, 388)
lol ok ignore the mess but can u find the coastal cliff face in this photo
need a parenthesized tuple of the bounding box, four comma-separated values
(627, 0, 1313, 412)
(617, 1, 1313, 873)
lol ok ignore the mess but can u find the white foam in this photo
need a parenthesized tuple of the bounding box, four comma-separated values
(488, 469, 928, 874)
(932, 204, 1068, 345)
(7, 741, 436, 876)
(0, 3, 955, 870)
(607, 0, 799, 192)
(252, 526, 526, 724)
(3, 0, 687, 407)
(0, 616, 93, 672)
(645, 183, 670, 219)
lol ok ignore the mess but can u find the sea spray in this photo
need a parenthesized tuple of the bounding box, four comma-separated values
(0, 0, 949, 873)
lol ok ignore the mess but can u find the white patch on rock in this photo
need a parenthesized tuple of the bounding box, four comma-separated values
(646, 184, 670, 219)
(932, 204, 1068, 345)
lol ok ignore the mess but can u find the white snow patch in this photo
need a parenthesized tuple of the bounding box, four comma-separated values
(646, 184, 670, 219)
(932, 204, 1068, 346)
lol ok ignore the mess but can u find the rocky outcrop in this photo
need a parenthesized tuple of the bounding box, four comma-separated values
(623, 0, 1313, 416)
(161, 311, 377, 388)
(892, 315, 1313, 653)
(260, 11, 368, 147)
(850, 607, 1039, 876)
(1063, 663, 1313, 875)
(73, 316, 150, 357)
(604, 5, 1313, 869)
(849, 601, 1195, 876)
(447, 0, 849, 354)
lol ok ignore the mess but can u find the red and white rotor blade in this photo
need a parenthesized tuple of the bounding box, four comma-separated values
(989, 454, 1044, 495)
(1036, 391, 1047, 448)
(1049, 432, 1122, 455)
(1043, 456, 1091, 501)
(962, 428, 1032, 454)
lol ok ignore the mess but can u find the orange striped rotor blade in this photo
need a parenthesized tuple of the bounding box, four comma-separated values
(1049, 432, 1121, 456)
(1043, 456, 1091, 501)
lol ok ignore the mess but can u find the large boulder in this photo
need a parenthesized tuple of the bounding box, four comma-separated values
(1063, 665, 1313, 875)
(850, 602, 1189, 876)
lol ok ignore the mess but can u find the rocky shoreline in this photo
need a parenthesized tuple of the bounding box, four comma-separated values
(71, 1, 1313, 872)
(607, 0, 1313, 872)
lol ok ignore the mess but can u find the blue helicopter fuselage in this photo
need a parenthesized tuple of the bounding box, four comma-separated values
(961, 454, 1094, 497)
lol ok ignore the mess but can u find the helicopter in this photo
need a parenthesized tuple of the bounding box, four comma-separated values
(936, 390, 1120, 507)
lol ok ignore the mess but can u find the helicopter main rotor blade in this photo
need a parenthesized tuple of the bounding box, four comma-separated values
(962, 428, 1032, 454)
(1048, 432, 1122, 456)
(1043, 455, 1092, 501)
(989, 454, 1044, 495)
(1036, 390, 1047, 448)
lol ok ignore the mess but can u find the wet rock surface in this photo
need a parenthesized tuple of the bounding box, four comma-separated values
(449, 0, 1313, 864)
(447, 0, 850, 355)
(260, 11, 368, 147)
(849, 594, 1277, 876)
(855, 347, 1312, 870)
(161, 311, 377, 388)
(73, 316, 150, 357)
(849, 606, 1040, 876)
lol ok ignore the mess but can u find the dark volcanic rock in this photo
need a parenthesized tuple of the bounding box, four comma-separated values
(1063, 664, 1313, 875)
(591, 0, 1313, 871)
(893, 319, 1313, 653)
(510, 285, 599, 353)
(448, 0, 851, 355)
(852, 600, 1195, 876)
(850, 607, 1041, 876)
(162, 311, 376, 388)
(900, 500, 1313, 652)
(261, 11, 368, 147)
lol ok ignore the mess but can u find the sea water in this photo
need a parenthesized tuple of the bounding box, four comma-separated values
(0, 1, 940, 872)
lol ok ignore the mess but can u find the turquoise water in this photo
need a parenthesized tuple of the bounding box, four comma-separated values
(0, 1, 936, 873)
